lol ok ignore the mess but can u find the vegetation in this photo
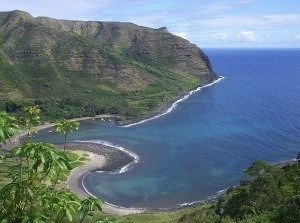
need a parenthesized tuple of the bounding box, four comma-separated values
(0, 107, 299, 222)
(55, 119, 79, 152)
(0, 10, 217, 122)
(0, 107, 110, 222)
(178, 159, 300, 223)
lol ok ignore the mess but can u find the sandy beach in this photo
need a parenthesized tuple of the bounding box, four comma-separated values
(66, 149, 142, 215)
(1, 114, 143, 215)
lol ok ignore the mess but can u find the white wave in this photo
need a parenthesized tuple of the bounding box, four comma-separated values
(178, 186, 230, 207)
(179, 200, 200, 207)
(74, 139, 139, 174)
(216, 188, 228, 195)
(123, 76, 225, 127)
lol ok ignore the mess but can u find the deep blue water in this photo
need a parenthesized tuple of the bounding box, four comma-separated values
(36, 49, 300, 208)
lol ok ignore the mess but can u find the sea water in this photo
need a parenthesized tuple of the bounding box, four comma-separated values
(35, 49, 300, 208)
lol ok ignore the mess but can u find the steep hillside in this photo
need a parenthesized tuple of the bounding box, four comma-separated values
(0, 10, 218, 120)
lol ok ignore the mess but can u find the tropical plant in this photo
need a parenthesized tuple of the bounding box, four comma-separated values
(0, 111, 20, 144)
(55, 119, 79, 152)
(79, 197, 103, 223)
(23, 105, 41, 138)
(0, 110, 110, 222)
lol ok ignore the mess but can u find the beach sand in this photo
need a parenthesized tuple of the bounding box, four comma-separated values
(67, 150, 142, 215)
(1, 114, 142, 215)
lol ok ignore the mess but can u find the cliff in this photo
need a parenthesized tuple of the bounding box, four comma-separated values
(0, 10, 218, 119)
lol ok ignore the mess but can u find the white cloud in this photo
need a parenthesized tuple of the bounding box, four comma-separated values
(295, 34, 300, 40)
(174, 32, 187, 38)
(237, 31, 256, 41)
(182, 14, 300, 31)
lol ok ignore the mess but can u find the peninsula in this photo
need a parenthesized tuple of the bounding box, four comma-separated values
(0, 10, 218, 121)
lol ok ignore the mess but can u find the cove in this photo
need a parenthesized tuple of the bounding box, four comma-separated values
(35, 49, 300, 209)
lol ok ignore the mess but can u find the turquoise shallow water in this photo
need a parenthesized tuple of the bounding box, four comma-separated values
(36, 49, 300, 209)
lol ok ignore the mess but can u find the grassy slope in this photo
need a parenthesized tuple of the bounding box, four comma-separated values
(0, 10, 215, 121)
(96, 205, 210, 223)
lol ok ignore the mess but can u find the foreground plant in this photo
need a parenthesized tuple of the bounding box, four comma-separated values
(0, 109, 112, 223)
(0, 111, 20, 144)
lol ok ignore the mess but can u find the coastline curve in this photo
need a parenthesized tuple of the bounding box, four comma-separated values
(123, 76, 225, 128)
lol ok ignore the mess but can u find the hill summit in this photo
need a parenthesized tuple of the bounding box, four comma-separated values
(0, 10, 217, 120)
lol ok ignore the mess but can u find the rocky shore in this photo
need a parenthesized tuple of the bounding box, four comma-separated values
(64, 142, 134, 172)
(64, 142, 142, 215)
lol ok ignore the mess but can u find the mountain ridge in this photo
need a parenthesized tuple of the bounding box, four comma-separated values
(0, 10, 218, 120)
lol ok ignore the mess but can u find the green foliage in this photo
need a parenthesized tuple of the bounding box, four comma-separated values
(181, 158, 300, 223)
(55, 119, 79, 152)
(216, 160, 293, 220)
(0, 10, 216, 123)
(79, 197, 103, 223)
(22, 105, 41, 137)
(0, 141, 78, 222)
(55, 119, 79, 136)
(0, 110, 109, 222)
(179, 206, 221, 223)
(0, 111, 20, 144)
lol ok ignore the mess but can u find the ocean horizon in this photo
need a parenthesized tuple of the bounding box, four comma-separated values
(35, 48, 300, 209)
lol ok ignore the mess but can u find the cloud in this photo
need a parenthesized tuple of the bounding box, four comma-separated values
(185, 14, 300, 31)
(0, 0, 298, 47)
(174, 32, 187, 38)
(237, 31, 257, 41)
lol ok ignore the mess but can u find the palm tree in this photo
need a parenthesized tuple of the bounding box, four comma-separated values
(23, 106, 41, 138)
(54, 119, 79, 152)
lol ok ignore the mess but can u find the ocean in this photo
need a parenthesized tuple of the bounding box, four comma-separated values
(35, 49, 300, 209)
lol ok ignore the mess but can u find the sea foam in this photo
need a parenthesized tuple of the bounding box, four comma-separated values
(123, 76, 225, 127)
(74, 139, 139, 174)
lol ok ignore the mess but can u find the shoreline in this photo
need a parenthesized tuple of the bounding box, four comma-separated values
(121, 76, 224, 127)
(64, 143, 143, 215)
(1, 76, 227, 214)
(65, 142, 300, 213)
(3, 114, 118, 151)
(1, 76, 228, 214)
(1, 75, 298, 214)
(64, 142, 222, 213)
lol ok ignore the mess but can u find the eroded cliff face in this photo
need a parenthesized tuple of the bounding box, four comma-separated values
(0, 10, 218, 119)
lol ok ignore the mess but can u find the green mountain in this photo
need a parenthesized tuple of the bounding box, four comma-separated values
(0, 10, 217, 120)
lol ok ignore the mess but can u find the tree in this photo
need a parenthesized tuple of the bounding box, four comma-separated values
(79, 197, 103, 223)
(0, 111, 20, 144)
(0, 141, 74, 222)
(23, 105, 41, 138)
(0, 110, 111, 222)
(55, 119, 79, 152)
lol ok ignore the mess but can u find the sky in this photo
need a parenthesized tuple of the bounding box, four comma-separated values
(1, 0, 300, 48)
